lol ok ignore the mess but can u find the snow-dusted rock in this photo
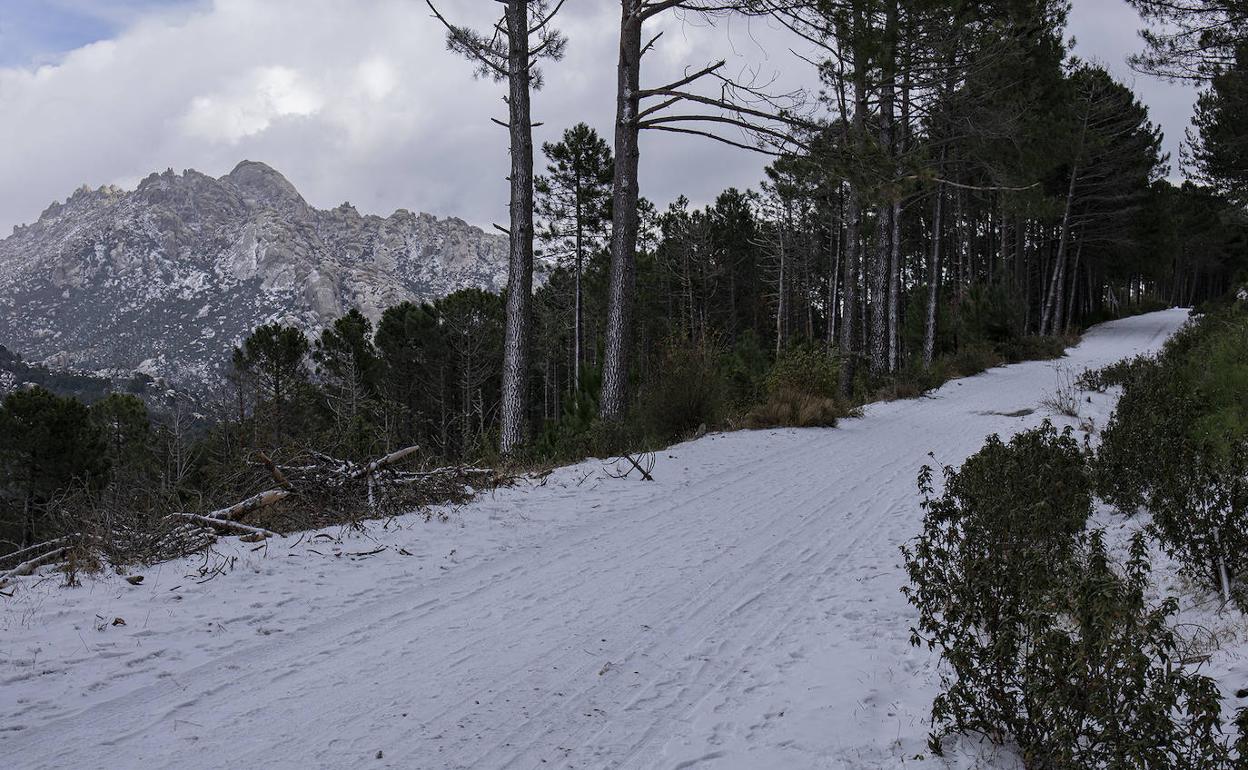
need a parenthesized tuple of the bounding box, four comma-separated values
(0, 161, 511, 383)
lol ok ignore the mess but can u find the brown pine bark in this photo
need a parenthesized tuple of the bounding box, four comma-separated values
(869, 0, 898, 377)
(600, 1, 643, 422)
(499, 0, 535, 455)
(838, 47, 868, 398)
(923, 186, 943, 368)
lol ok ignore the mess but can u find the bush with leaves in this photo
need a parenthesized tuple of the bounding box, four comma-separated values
(997, 334, 1071, 364)
(947, 342, 1004, 378)
(902, 424, 1091, 749)
(764, 344, 840, 399)
(1023, 532, 1233, 768)
(532, 365, 612, 461)
(1096, 306, 1248, 606)
(718, 331, 770, 411)
(955, 282, 1024, 348)
(744, 344, 844, 428)
(903, 422, 1234, 766)
(634, 339, 723, 442)
(1075, 354, 1153, 393)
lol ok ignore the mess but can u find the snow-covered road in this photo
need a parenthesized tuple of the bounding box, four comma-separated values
(1, 309, 1189, 769)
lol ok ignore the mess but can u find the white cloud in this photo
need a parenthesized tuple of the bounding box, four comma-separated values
(182, 65, 323, 143)
(356, 57, 397, 102)
(0, 0, 1198, 237)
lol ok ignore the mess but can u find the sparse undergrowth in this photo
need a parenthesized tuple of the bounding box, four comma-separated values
(1040, 365, 1081, 418)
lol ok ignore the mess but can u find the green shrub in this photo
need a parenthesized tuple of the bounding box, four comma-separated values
(530, 361, 607, 458)
(947, 342, 1003, 378)
(1096, 306, 1248, 607)
(764, 345, 840, 399)
(580, 417, 644, 459)
(1020, 532, 1233, 768)
(635, 340, 723, 442)
(1093, 357, 1173, 515)
(746, 345, 844, 428)
(720, 331, 770, 411)
(956, 282, 1023, 347)
(883, 377, 927, 401)
(997, 334, 1071, 364)
(1076, 354, 1153, 392)
(902, 285, 956, 359)
(1083, 296, 1172, 328)
(903, 423, 1234, 765)
(895, 356, 953, 395)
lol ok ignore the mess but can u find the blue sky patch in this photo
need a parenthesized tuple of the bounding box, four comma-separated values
(0, 0, 204, 67)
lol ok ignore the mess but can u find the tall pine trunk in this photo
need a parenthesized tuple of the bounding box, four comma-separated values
(600, 1, 642, 422)
(827, 189, 841, 350)
(499, 0, 535, 455)
(869, 0, 898, 376)
(870, 207, 889, 374)
(888, 199, 901, 373)
(1041, 163, 1077, 336)
(889, 24, 910, 374)
(573, 180, 584, 395)
(840, 189, 861, 397)
(1041, 103, 1088, 336)
(923, 186, 943, 367)
(775, 224, 786, 358)
(1063, 235, 1084, 332)
(838, 36, 868, 398)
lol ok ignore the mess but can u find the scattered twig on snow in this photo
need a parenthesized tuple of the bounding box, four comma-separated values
(606, 453, 656, 482)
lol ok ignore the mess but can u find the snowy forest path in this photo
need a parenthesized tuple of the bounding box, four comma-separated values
(0, 310, 1189, 769)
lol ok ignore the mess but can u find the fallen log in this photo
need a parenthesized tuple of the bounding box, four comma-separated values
(171, 513, 280, 539)
(206, 489, 290, 522)
(256, 451, 292, 489)
(0, 446, 477, 578)
(0, 546, 70, 584)
(401, 464, 493, 479)
(346, 446, 421, 480)
(0, 537, 72, 570)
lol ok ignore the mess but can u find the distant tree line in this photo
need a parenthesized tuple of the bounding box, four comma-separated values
(425, 0, 1247, 457)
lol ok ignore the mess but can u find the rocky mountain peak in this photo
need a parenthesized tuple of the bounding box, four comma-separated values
(0, 162, 510, 384)
(222, 160, 308, 213)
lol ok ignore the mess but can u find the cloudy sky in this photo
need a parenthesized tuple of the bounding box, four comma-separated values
(0, 0, 1200, 236)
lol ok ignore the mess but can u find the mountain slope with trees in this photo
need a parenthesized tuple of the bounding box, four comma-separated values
(0, 161, 511, 384)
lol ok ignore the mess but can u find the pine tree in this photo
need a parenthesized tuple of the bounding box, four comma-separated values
(1186, 44, 1248, 205)
(376, 301, 443, 449)
(427, 0, 567, 455)
(535, 123, 614, 394)
(1128, 0, 1247, 80)
(314, 309, 383, 456)
(0, 388, 107, 548)
(232, 323, 310, 444)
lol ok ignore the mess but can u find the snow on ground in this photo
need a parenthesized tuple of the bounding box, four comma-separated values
(2, 308, 1224, 769)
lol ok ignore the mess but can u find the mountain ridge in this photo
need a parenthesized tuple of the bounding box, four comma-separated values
(0, 161, 511, 384)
